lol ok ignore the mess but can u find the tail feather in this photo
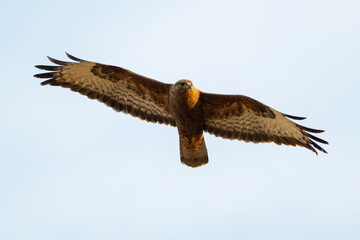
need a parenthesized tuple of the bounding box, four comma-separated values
(179, 135, 208, 168)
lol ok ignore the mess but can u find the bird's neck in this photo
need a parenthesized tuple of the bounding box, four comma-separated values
(184, 88, 200, 110)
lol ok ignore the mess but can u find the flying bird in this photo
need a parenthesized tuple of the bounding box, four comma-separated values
(34, 53, 328, 167)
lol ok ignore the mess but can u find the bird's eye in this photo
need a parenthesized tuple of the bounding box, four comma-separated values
(180, 82, 185, 86)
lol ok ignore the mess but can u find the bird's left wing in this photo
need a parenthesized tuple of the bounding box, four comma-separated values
(34, 53, 176, 126)
(201, 92, 328, 154)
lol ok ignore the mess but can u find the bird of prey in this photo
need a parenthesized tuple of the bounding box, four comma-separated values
(34, 53, 328, 167)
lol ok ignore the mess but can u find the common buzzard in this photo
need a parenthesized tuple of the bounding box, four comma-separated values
(34, 53, 328, 167)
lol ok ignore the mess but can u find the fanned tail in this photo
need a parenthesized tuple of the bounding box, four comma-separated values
(179, 135, 208, 168)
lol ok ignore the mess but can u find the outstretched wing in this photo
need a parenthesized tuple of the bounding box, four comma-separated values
(34, 53, 176, 126)
(201, 92, 328, 154)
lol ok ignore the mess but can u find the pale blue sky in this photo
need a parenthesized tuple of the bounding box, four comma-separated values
(1, 0, 359, 239)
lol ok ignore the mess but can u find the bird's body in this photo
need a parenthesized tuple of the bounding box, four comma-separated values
(34, 53, 328, 167)
(170, 80, 208, 167)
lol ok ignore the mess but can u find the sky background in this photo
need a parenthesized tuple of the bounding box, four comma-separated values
(1, 0, 359, 239)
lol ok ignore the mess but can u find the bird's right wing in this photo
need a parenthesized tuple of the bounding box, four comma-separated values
(34, 53, 176, 126)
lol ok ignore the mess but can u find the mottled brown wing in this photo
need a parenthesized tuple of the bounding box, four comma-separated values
(34, 53, 176, 126)
(201, 92, 328, 154)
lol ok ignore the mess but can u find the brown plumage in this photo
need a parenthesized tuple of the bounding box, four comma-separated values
(34, 53, 328, 167)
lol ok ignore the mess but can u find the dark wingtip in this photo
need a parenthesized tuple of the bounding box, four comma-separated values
(47, 56, 70, 65)
(35, 65, 62, 71)
(309, 139, 328, 154)
(283, 113, 306, 120)
(305, 132, 329, 145)
(65, 52, 84, 62)
(34, 72, 58, 79)
(40, 79, 55, 86)
(297, 124, 326, 134)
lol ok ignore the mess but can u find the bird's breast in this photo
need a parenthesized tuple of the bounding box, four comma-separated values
(170, 90, 204, 136)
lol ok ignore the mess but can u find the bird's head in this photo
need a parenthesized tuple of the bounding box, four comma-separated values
(174, 79, 193, 92)
(171, 79, 200, 109)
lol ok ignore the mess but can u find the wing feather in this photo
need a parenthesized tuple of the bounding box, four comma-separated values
(282, 113, 306, 120)
(65, 52, 85, 62)
(201, 92, 328, 154)
(34, 53, 176, 126)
